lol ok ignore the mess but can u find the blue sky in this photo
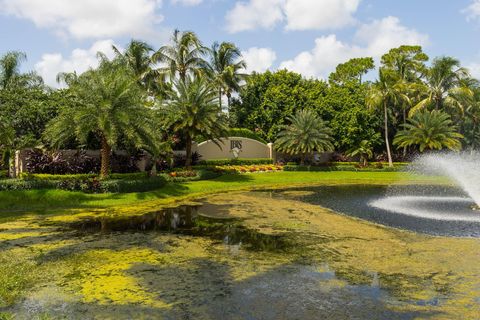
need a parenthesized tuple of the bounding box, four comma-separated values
(1, 0, 480, 86)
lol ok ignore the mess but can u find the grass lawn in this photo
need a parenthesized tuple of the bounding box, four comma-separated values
(0, 171, 446, 214)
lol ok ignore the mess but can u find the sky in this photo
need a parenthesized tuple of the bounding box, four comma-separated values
(1, 0, 480, 87)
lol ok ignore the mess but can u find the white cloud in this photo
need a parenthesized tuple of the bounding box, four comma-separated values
(242, 47, 277, 73)
(225, 0, 361, 33)
(284, 0, 360, 31)
(35, 40, 118, 87)
(463, 0, 480, 21)
(171, 0, 202, 5)
(0, 0, 163, 39)
(280, 16, 429, 78)
(225, 0, 285, 33)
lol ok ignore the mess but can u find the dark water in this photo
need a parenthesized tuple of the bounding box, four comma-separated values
(70, 205, 290, 252)
(267, 185, 480, 237)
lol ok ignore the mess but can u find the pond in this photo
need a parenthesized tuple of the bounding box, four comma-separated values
(1, 185, 479, 319)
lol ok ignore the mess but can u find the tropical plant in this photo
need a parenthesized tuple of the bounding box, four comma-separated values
(152, 29, 208, 83)
(112, 40, 166, 97)
(393, 110, 463, 152)
(275, 109, 334, 165)
(366, 69, 409, 167)
(0, 51, 43, 89)
(410, 57, 472, 116)
(205, 42, 247, 111)
(45, 59, 159, 177)
(346, 137, 379, 166)
(162, 76, 228, 169)
(0, 118, 14, 149)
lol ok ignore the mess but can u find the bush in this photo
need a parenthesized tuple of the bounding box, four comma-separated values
(99, 176, 167, 193)
(0, 179, 57, 191)
(198, 158, 273, 166)
(164, 169, 222, 182)
(20, 173, 96, 181)
(0, 170, 8, 179)
(283, 163, 406, 172)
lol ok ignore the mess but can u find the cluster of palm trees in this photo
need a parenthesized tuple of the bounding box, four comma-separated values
(367, 46, 478, 166)
(49, 30, 248, 176)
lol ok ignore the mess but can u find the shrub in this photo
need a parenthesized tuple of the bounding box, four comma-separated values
(0, 170, 8, 179)
(0, 179, 57, 191)
(198, 158, 273, 166)
(99, 176, 167, 193)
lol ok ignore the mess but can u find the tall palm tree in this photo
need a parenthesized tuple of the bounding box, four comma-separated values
(394, 110, 463, 152)
(0, 51, 43, 89)
(112, 40, 166, 96)
(410, 57, 472, 116)
(366, 69, 409, 167)
(205, 42, 247, 111)
(380, 45, 429, 125)
(275, 109, 334, 165)
(46, 59, 158, 178)
(152, 29, 208, 83)
(162, 76, 228, 169)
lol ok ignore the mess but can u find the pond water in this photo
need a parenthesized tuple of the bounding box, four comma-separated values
(1, 185, 480, 319)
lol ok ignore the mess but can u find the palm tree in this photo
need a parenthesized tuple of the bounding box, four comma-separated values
(275, 109, 334, 165)
(205, 42, 247, 111)
(152, 29, 208, 83)
(366, 69, 409, 167)
(410, 57, 472, 116)
(393, 110, 463, 152)
(346, 139, 376, 167)
(380, 45, 428, 125)
(112, 40, 166, 96)
(162, 76, 228, 169)
(0, 118, 14, 149)
(46, 59, 158, 178)
(0, 51, 43, 89)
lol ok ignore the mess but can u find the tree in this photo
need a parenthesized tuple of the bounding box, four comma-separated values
(205, 42, 247, 111)
(366, 69, 409, 167)
(162, 76, 228, 169)
(152, 29, 208, 83)
(393, 110, 463, 152)
(0, 117, 14, 149)
(346, 137, 379, 167)
(380, 45, 429, 125)
(0, 51, 43, 89)
(329, 57, 375, 86)
(275, 109, 334, 165)
(45, 60, 158, 178)
(410, 56, 471, 116)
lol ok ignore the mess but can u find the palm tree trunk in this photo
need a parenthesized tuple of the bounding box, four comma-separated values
(185, 134, 192, 170)
(219, 89, 222, 110)
(100, 135, 111, 178)
(384, 101, 393, 167)
(227, 92, 232, 114)
(402, 105, 407, 158)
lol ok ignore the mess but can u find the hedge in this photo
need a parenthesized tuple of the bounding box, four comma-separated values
(283, 163, 407, 172)
(20, 172, 149, 181)
(99, 176, 167, 193)
(198, 158, 273, 166)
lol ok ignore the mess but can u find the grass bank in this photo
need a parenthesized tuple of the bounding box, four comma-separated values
(0, 171, 446, 214)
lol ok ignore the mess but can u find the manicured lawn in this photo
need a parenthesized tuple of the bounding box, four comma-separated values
(0, 171, 447, 214)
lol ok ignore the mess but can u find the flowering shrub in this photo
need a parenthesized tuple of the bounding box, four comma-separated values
(214, 165, 283, 174)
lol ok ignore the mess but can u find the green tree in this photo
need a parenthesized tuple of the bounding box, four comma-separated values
(162, 76, 228, 169)
(152, 29, 208, 83)
(380, 45, 429, 125)
(393, 110, 463, 152)
(366, 69, 409, 167)
(329, 57, 375, 86)
(0, 51, 43, 89)
(45, 60, 158, 177)
(346, 136, 379, 167)
(275, 109, 334, 165)
(205, 42, 247, 111)
(410, 57, 472, 116)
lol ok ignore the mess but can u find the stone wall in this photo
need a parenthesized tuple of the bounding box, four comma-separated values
(193, 137, 274, 161)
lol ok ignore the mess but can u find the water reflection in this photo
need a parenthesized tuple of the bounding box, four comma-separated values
(70, 205, 290, 252)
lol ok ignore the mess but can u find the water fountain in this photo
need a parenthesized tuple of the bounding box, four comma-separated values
(370, 152, 480, 223)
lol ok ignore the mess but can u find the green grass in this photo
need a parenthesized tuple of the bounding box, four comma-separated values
(0, 171, 447, 214)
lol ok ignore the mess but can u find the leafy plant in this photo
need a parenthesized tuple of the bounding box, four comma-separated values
(275, 109, 334, 165)
(394, 110, 463, 152)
